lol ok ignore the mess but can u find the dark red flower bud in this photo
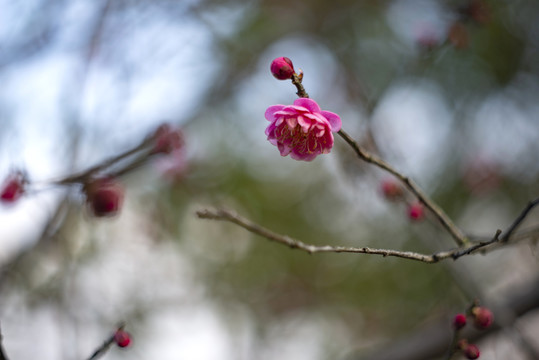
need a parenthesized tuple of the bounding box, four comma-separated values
(472, 306, 493, 330)
(380, 179, 403, 200)
(85, 177, 124, 217)
(463, 343, 480, 359)
(113, 329, 131, 348)
(152, 123, 184, 155)
(407, 201, 424, 221)
(453, 313, 467, 330)
(270, 57, 295, 80)
(1, 172, 26, 204)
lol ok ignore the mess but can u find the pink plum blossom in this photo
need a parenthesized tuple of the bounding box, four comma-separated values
(264, 98, 341, 161)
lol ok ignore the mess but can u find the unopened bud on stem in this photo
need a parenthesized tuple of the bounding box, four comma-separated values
(270, 57, 295, 80)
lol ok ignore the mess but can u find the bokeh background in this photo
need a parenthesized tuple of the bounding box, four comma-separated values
(1, 0, 539, 359)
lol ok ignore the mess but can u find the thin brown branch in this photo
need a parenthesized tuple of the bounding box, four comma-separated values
(196, 208, 501, 264)
(506, 224, 539, 243)
(0, 322, 8, 360)
(448, 229, 502, 260)
(87, 323, 125, 360)
(56, 135, 155, 186)
(501, 197, 539, 243)
(337, 129, 469, 247)
(291, 73, 309, 98)
(197, 192, 539, 262)
(87, 336, 114, 360)
(443, 327, 461, 360)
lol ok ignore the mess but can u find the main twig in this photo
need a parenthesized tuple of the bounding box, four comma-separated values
(290, 71, 468, 247)
(196, 208, 508, 264)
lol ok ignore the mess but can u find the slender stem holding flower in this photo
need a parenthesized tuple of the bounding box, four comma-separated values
(196, 208, 513, 263)
(291, 73, 309, 98)
(337, 129, 469, 247)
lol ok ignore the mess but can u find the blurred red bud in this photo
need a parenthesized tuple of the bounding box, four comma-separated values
(464, 343, 480, 359)
(453, 313, 467, 330)
(380, 179, 403, 200)
(113, 329, 131, 348)
(407, 201, 425, 221)
(1, 171, 26, 204)
(472, 306, 493, 330)
(152, 123, 184, 155)
(85, 177, 124, 217)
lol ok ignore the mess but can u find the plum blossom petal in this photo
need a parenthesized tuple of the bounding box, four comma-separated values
(286, 116, 298, 128)
(321, 111, 342, 132)
(275, 109, 297, 117)
(265, 105, 285, 121)
(264, 98, 341, 161)
(293, 98, 321, 113)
